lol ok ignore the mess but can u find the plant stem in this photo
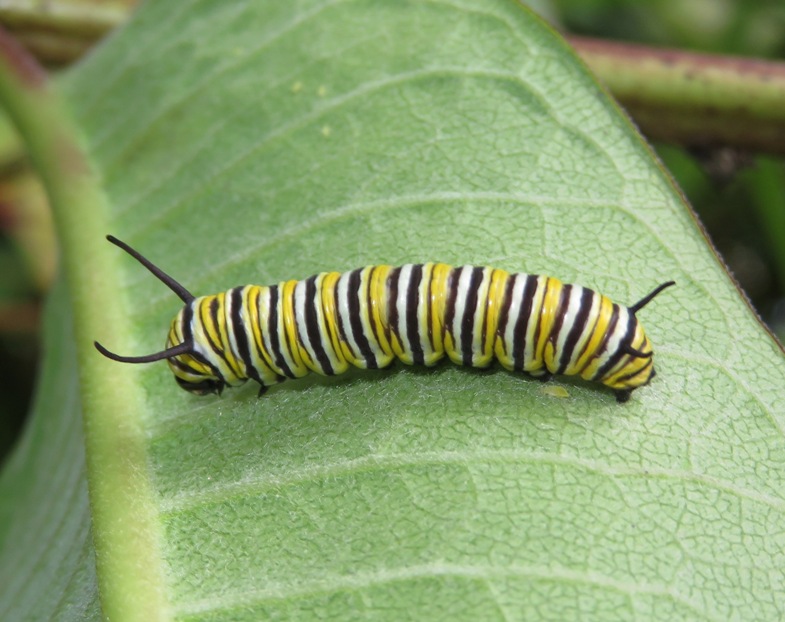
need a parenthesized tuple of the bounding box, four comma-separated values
(570, 35, 785, 155)
(0, 24, 170, 622)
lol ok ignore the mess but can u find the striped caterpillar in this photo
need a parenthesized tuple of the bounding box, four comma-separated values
(95, 236, 673, 403)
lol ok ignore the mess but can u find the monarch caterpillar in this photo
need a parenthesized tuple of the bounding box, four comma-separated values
(95, 236, 674, 403)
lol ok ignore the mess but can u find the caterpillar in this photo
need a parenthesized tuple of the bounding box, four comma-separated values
(95, 236, 674, 403)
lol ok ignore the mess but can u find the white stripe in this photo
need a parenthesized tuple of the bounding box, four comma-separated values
(335, 271, 360, 363)
(594, 306, 631, 374)
(293, 274, 342, 374)
(563, 290, 600, 372)
(395, 265, 414, 359)
(471, 267, 493, 366)
(523, 276, 548, 371)
(362, 267, 392, 368)
(257, 288, 276, 370)
(552, 286, 584, 370)
(224, 288, 243, 371)
(190, 303, 233, 381)
(450, 267, 473, 358)
(270, 285, 300, 377)
(293, 279, 314, 368)
(501, 274, 527, 366)
(418, 264, 439, 365)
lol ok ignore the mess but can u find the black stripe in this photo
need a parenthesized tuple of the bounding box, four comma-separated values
(178, 349, 222, 379)
(407, 265, 425, 366)
(574, 299, 604, 368)
(530, 278, 549, 368)
(366, 267, 387, 365)
(587, 303, 620, 370)
(557, 287, 594, 374)
(303, 276, 334, 375)
(230, 287, 261, 383)
(202, 298, 226, 361)
(249, 288, 285, 384)
(182, 303, 194, 345)
(267, 286, 294, 378)
(512, 274, 539, 371)
(168, 309, 196, 375)
(168, 356, 197, 375)
(461, 267, 484, 366)
(280, 286, 304, 375)
(388, 267, 401, 342)
(615, 356, 653, 383)
(334, 279, 352, 344)
(348, 269, 378, 369)
(181, 303, 224, 380)
(495, 273, 516, 356)
(548, 284, 572, 352)
(592, 305, 629, 381)
(479, 270, 493, 363)
(320, 275, 341, 360)
(425, 266, 436, 354)
(212, 296, 240, 372)
(443, 267, 461, 348)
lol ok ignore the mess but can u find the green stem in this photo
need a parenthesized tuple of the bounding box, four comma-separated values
(570, 35, 785, 155)
(0, 26, 169, 621)
(0, 0, 127, 65)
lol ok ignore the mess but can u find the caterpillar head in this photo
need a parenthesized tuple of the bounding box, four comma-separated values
(94, 235, 229, 396)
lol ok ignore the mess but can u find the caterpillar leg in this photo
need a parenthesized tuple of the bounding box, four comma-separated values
(615, 389, 632, 403)
(257, 383, 269, 398)
(527, 369, 552, 382)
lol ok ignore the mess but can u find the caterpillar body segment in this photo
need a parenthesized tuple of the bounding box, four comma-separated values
(95, 237, 674, 403)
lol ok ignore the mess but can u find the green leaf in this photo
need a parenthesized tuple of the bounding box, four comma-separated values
(0, 279, 101, 620)
(3, 0, 785, 619)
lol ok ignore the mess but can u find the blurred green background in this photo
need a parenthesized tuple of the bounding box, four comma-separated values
(1, 0, 784, 463)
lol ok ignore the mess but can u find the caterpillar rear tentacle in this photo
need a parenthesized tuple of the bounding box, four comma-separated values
(95, 236, 674, 403)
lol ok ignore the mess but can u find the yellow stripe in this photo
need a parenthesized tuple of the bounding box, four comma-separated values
(198, 296, 235, 379)
(417, 264, 432, 364)
(482, 268, 509, 364)
(558, 293, 597, 377)
(319, 271, 349, 373)
(632, 326, 649, 352)
(429, 263, 451, 358)
(468, 267, 491, 367)
(167, 314, 212, 378)
(368, 265, 393, 358)
(333, 274, 361, 366)
(245, 286, 279, 379)
(387, 266, 407, 361)
(604, 352, 652, 388)
(603, 329, 652, 387)
(280, 279, 308, 374)
(536, 277, 563, 367)
(196, 298, 231, 380)
(577, 296, 616, 380)
(166, 321, 179, 350)
(574, 294, 612, 374)
(492, 271, 518, 369)
(214, 294, 244, 378)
